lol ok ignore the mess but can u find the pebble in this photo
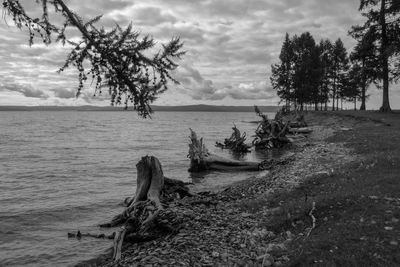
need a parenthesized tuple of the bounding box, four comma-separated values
(263, 260, 272, 266)
(96, 118, 360, 267)
(212, 251, 220, 258)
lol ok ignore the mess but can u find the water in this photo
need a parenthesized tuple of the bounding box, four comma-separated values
(0, 111, 277, 266)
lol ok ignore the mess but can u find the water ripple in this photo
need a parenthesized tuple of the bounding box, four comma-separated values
(0, 111, 275, 266)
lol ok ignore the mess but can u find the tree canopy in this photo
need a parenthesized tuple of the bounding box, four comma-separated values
(350, 0, 400, 112)
(271, 32, 356, 111)
(2, 0, 185, 117)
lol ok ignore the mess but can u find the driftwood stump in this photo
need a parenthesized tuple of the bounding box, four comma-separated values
(253, 106, 314, 149)
(215, 124, 251, 153)
(252, 106, 291, 149)
(99, 156, 191, 262)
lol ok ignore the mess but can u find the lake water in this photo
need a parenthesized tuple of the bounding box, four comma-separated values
(0, 111, 277, 266)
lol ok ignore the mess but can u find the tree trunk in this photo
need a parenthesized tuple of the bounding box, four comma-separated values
(360, 60, 367, 110)
(379, 0, 391, 112)
(360, 83, 366, 110)
(336, 95, 339, 111)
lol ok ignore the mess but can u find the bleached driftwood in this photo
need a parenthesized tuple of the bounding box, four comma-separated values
(98, 156, 191, 261)
(253, 106, 312, 148)
(288, 127, 313, 134)
(188, 129, 259, 172)
(252, 115, 291, 149)
(290, 113, 308, 128)
(188, 129, 294, 172)
(215, 124, 251, 153)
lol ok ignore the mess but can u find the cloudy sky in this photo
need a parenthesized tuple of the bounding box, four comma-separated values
(0, 0, 399, 108)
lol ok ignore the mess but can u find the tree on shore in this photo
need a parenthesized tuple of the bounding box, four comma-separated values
(330, 38, 349, 111)
(271, 33, 333, 111)
(344, 63, 363, 110)
(271, 33, 294, 108)
(349, 31, 377, 110)
(350, 0, 400, 112)
(2, 0, 185, 117)
(292, 32, 322, 111)
(318, 39, 334, 111)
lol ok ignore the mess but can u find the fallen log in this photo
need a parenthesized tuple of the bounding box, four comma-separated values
(188, 129, 294, 172)
(287, 134, 307, 143)
(188, 129, 260, 172)
(290, 113, 308, 128)
(67, 230, 115, 240)
(288, 127, 313, 134)
(94, 156, 191, 262)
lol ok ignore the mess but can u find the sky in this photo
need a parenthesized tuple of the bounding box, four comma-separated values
(0, 0, 399, 109)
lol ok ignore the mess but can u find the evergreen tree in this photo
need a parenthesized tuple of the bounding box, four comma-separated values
(291, 32, 322, 110)
(331, 38, 349, 111)
(2, 0, 185, 117)
(318, 39, 334, 110)
(271, 33, 294, 107)
(350, 0, 400, 112)
(349, 31, 377, 110)
(343, 63, 363, 110)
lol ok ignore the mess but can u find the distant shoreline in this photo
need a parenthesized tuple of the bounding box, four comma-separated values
(0, 105, 279, 113)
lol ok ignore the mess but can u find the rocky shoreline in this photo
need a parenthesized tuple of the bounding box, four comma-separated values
(80, 112, 361, 267)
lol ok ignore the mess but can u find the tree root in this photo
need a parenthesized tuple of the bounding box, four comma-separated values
(253, 106, 292, 149)
(215, 124, 251, 153)
(91, 156, 192, 262)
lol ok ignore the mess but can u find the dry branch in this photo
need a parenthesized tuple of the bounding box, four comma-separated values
(306, 201, 316, 237)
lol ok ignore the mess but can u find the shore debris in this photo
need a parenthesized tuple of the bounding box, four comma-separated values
(215, 124, 251, 153)
(188, 129, 260, 172)
(86, 156, 193, 262)
(188, 129, 294, 172)
(252, 106, 291, 149)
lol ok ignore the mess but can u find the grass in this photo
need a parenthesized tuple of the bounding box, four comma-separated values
(264, 111, 400, 267)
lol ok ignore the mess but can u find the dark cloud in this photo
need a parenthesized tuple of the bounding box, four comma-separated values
(1, 0, 393, 108)
(52, 88, 76, 99)
(175, 64, 272, 101)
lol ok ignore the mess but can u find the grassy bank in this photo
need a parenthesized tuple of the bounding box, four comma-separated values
(285, 111, 400, 266)
(91, 111, 400, 267)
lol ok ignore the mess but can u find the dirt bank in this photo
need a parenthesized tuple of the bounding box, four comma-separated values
(86, 111, 399, 267)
